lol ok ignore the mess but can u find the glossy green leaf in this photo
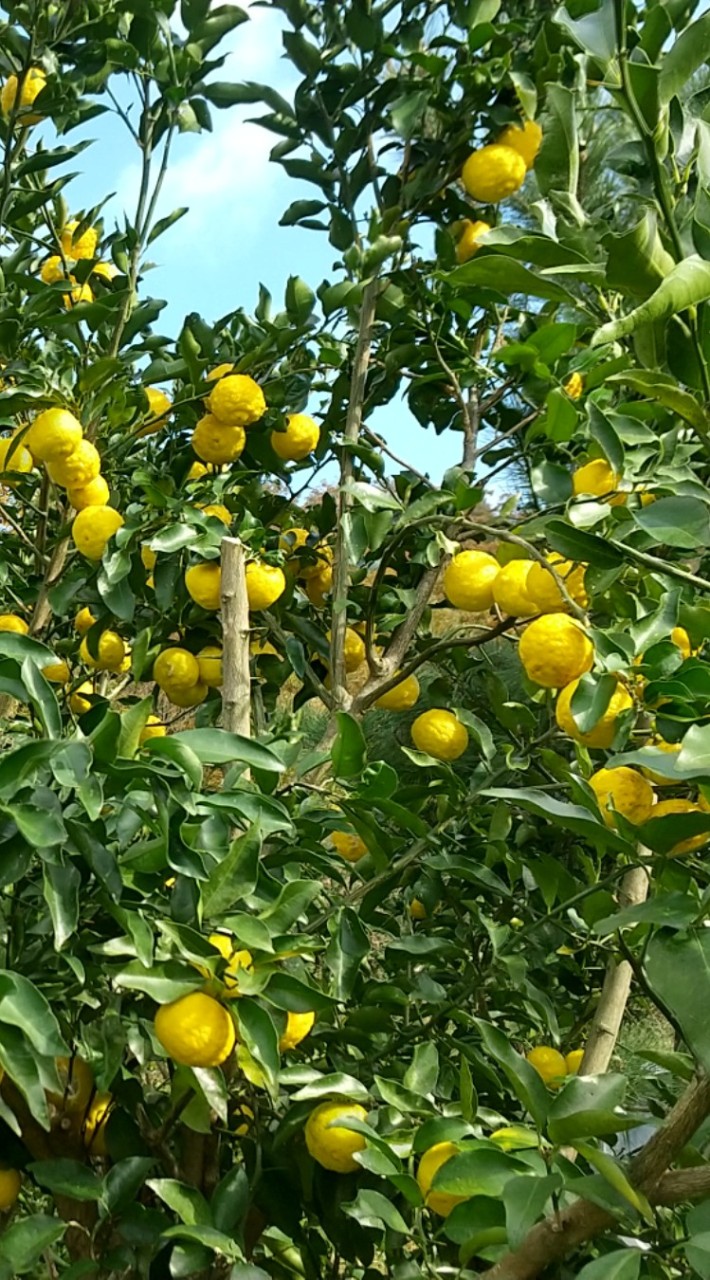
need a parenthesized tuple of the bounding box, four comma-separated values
(504, 1173, 562, 1250)
(172, 729, 284, 772)
(547, 1074, 634, 1143)
(645, 929, 710, 1071)
(633, 496, 710, 549)
(576, 1251, 641, 1280)
(331, 711, 367, 778)
(660, 11, 710, 102)
(342, 1188, 409, 1235)
(30, 1159, 102, 1201)
(593, 257, 710, 346)
(475, 1020, 549, 1129)
(202, 824, 261, 916)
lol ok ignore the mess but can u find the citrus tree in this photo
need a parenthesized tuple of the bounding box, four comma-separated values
(5, 1, 710, 1278)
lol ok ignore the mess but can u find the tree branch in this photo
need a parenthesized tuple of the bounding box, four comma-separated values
(221, 538, 251, 737)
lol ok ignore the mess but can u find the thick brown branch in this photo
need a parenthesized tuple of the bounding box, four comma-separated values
(220, 538, 251, 738)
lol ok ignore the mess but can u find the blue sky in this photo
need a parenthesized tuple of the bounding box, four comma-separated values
(62, 0, 468, 486)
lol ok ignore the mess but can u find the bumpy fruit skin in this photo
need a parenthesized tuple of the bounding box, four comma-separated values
(556, 678, 633, 749)
(566, 1049, 585, 1075)
(185, 562, 222, 611)
(305, 1101, 367, 1172)
(0, 435, 32, 475)
(299, 542, 333, 581)
(492, 560, 537, 617)
(140, 715, 166, 744)
(48, 439, 100, 488)
(417, 1142, 467, 1217)
(154, 991, 236, 1067)
(209, 374, 266, 428)
(279, 1010, 315, 1052)
(206, 362, 234, 382)
(246, 562, 286, 611)
(443, 549, 500, 611)
(80, 631, 125, 672)
(671, 626, 693, 660)
(518, 615, 594, 689)
(0, 1168, 21, 1211)
(74, 607, 96, 635)
(648, 799, 709, 855)
(573, 459, 625, 506)
(60, 220, 98, 261)
(153, 648, 201, 691)
(375, 673, 420, 711)
(72, 506, 123, 560)
(0, 614, 28, 634)
(42, 659, 70, 683)
(563, 372, 584, 400)
(68, 475, 109, 509)
(589, 766, 654, 828)
(279, 526, 310, 559)
(526, 553, 588, 612)
(455, 218, 490, 263)
(27, 408, 83, 462)
(187, 460, 209, 481)
(1, 66, 46, 122)
(192, 414, 246, 464)
(197, 645, 223, 687)
(497, 119, 543, 169)
(461, 144, 526, 202)
(40, 255, 64, 284)
(331, 831, 367, 862)
(165, 681, 207, 708)
(411, 709, 469, 761)
(141, 386, 172, 435)
(63, 281, 93, 308)
(271, 413, 320, 461)
(527, 1046, 567, 1088)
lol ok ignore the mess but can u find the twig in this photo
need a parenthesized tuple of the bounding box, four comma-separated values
(221, 538, 251, 737)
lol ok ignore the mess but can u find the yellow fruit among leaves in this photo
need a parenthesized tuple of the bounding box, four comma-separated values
(27, 408, 83, 463)
(409, 898, 427, 920)
(83, 1092, 113, 1157)
(153, 648, 201, 692)
(566, 1049, 585, 1075)
(192, 414, 246, 464)
(140, 715, 166, 744)
(671, 626, 693, 660)
(647, 799, 709, 855)
(454, 218, 490, 263)
(60, 219, 98, 261)
(526, 553, 588, 613)
(331, 830, 367, 863)
(166, 681, 208, 708)
(326, 627, 365, 672)
(42, 659, 70, 683)
(70, 681, 94, 715)
(1, 65, 46, 122)
(79, 630, 125, 672)
(185, 562, 222, 611)
(518, 615, 594, 689)
(63, 281, 93, 308)
(0, 614, 28, 634)
(141, 387, 172, 435)
(573, 459, 625, 506)
(72, 506, 124, 560)
(208, 934, 253, 998)
(209, 373, 266, 428)
(563, 372, 584, 400)
(197, 645, 223, 688)
(443, 549, 500, 611)
(0, 1168, 21, 1211)
(68, 474, 109, 510)
(492, 559, 537, 617)
(154, 991, 236, 1067)
(201, 503, 232, 526)
(271, 413, 320, 461)
(417, 1142, 467, 1217)
(589, 766, 654, 828)
(305, 1101, 367, 1173)
(0, 435, 32, 476)
(74, 607, 96, 635)
(461, 144, 526, 203)
(279, 1010, 315, 1052)
(375, 673, 420, 711)
(47, 1055, 94, 1113)
(246, 562, 286, 611)
(526, 1046, 566, 1088)
(411, 709, 469, 761)
(48, 439, 100, 488)
(497, 119, 543, 169)
(556, 678, 634, 749)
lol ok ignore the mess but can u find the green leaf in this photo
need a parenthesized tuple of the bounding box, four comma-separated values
(285, 275, 316, 324)
(43, 859, 80, 950)
(325, 907, 370, 1000)
(576, 1251, 641, 1280)
(0, 1216, 65, 1273)
(660, 11, 710, 102)
(235, 1000, 279, 1096)
(475, 1020, 549, 1129)
(280, 199, 327, 227)
(554, 0, 617, 62)
(147, 207, 188, 245)
(603, 211, 675, 299)
(504, 1173, 562, 1250)
(448, 257, 574, 302)
(331, 711, 367, 779)
(342, 1188, 409, 1235)
(212, 1166, 248, 1235)
(117, 696, 154, 758)
(202, 824, 261, 916)
(592, 257, 710, 346)
(433, 1146, 527, 1197)
(544, 519, 624, 569)
(547, 1074, 633, 1143)
(633, 496, 710, 549)
(264, 972, 335, 1014)
(103, 1158, 155, 1215)
(0, 970, 66, 1057)
(29, 1159, 102, 1201)
(404, 1042, 439, 1096)
(146, 1178, 212, 1225)
(605, 369, 708, 432)
(483, 789, 627, 853)
(291, 1072, 370, 1103)
(645, 929, 710, 1072)
(686, 1230, 710, 1280)
(114, 961, 200, 1003)
(21, 658, 61, 738)
(171, 729, 283, 772)
(575, 1142, 653, 1222)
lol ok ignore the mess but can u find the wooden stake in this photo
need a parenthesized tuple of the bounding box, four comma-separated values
(220, 538, 251, 737)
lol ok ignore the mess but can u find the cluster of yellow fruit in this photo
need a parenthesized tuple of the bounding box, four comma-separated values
(588, 763, 709, 856)
(280, 527, 334, 608)
(38, 218, 116, 309)
(152, 644, 222, 710)
(46, 1055, 113, 1157)
(443, 544, 587, 621)
(1, 64, 46, 124)
(454, 119, 542, 262)
(191, 364, 320, 467)
(184, 556, 286, 614)
(527, 1045, 584, 1088)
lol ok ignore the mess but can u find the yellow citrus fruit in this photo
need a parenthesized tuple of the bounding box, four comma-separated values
(186, 460, 209, 481)
(246, 562, 286, 611)
(671, 626, 693, 660)
(566, 1049, 585, 1075)
(40, 255, 65, 284)
(279, 1011, 315, 1052)
(154, 991, 236, 1067)
(70, 681, 94, 715)
(47, 1055, 94, 1113)
(206, 362, 234, 382)
(411, 709, 469, 761)
(1, 66, 46, 121)
(455, 218, 490, 263)
(141, 387, 172, 435)
(0, 435, 32, 476)
(192, 413, 246, 464)
(409, 898, 427, 920)
(208, 934, 253, 998)
(209, 373, 266, 428)
(563, 372, 584, 400)
(251, 638, 279, 659)
(140, 715, 166, 744)
(60, 219, 98, 261)
(279, 526, 310, 559)
(589, 766, 655, 828)
(417, 1142, 467, 1217)
(271, 413, 320, 461)
(72, 506, 123, 560)
(185, 562, 222, 611)
(299, 543, 333, 581)
(375, 673, 420, 711)
(647, 799, 709, 855)
(200, 503, 231, 526)
(497, 119, 543, 169)
(461, 144, 526, 202)
(235, 1101, 255, 1135)
(331, 831, 367, 863)
(83, 1092, 112, 1157)
(526, 1046, 567, 1088)
(0, 1168, 21, 1211)
(27, 408, 82, 463)
(141, 544, 157, 571)
(91, 261, 117, 282)
(572, 459, 625, 506)
(492, 560, 537, 617)
(79, 630, 125, 672)
(326, 627, 365, 672)
(641, 738, 682, 786)
(0, 614, 28, 634)
(63, 281, 93, 308)
(306, 567, 333, 607)
(518, 615, 594, 688)
(153, 648, 201, 691)
(197, 645, 222, 687)
(74, 607, 96, 635)
(42, 659, 70, 683)
(47, 439, 100, 488)
(443, 549, 500, 611)
(165, 681, 208, 708)
(526, 554, 588, 613)
(305, 1101, 367, 1172)
(68, 474, 109, 509)
(556, 677, 634, 749)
